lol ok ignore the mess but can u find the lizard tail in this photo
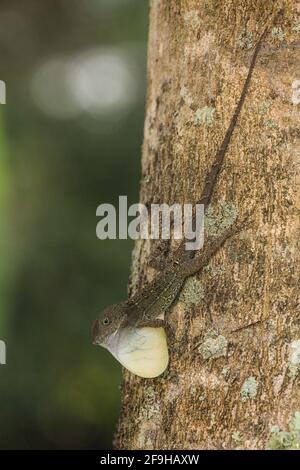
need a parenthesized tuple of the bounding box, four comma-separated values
(198, 26, 268, 209)
(172, 27, 268, 265)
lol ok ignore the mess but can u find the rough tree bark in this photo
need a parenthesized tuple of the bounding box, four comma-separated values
(115, 0, 300, 450)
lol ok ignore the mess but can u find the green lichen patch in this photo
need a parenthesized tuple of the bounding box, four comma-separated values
(221, 366, 230, 380)
(204, 264, 226, 277)
(198, 334, 228, 360)
(205, 202, 239, 237)
(292, 20, 300, 33)
(137, 386, 161, 422)
(265, 119, 279, 130)
(194, 106, 215, 126)
(292, 412, 300, 433)
(232, 431, 242, 443)
(240, 376, 258, 402)
(288, 339, 300, 378)
(266, 412, 300, 450)
(179, 277, 205, 306)
(237, 29, 253, 50)
(180, 85, 193, 107)
(183, 11, 201, 31)
(271, 26, 285, 42)
(257, 100, 271, 116)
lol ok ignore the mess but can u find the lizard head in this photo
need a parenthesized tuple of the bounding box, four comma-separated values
(92, 301, 128, 347)
(92, 301, 169, 379)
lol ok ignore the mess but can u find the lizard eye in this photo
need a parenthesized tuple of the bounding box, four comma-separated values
(102, 317, 110, 326)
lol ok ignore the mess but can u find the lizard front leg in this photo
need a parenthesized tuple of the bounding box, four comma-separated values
(137, 317, 176, 349)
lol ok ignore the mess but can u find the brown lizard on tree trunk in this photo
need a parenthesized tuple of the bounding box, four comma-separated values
(92, 27, 269, 378)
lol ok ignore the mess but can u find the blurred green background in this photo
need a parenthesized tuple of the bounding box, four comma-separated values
(0, 0, 148, 449)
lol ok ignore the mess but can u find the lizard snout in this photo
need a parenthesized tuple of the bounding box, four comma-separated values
(92, 318, 100, 345)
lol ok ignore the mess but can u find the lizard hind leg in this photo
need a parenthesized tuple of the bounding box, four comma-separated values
(181, 224, 242, 279)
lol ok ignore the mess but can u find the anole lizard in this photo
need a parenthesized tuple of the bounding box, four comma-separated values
(92, 29, 267, 378)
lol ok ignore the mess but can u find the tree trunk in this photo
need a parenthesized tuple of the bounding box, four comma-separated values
(115, 0, 300, 450)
